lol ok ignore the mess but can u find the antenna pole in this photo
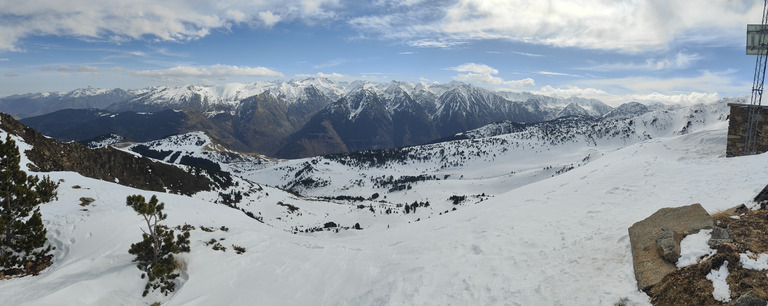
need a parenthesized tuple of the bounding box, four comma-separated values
(745, 0, 768, 155)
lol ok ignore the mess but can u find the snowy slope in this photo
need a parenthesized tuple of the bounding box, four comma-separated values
(248, 99, 731, 210)
(1, 98, 766, 305)
(122, 131, 274, 174)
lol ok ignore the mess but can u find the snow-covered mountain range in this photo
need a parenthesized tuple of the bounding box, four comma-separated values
(4, 78, 661, 158)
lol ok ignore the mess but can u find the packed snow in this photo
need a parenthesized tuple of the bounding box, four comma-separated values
(739, 252, 768, 270)
(1, 99, 768, 305)
(677, 229, 715, 268)
(706, 261, 732, 303)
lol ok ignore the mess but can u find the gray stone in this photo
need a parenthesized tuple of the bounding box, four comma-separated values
(79, 197, 95, 206)
(708, 227, 734, 248)
(628, 203, 714, 291)
(656, 227, 682, 263)
(732, 293, 767, 306)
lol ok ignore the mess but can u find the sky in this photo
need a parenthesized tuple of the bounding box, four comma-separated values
(0, 0, 764, 105)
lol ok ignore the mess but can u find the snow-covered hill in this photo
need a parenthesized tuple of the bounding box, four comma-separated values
(251, 99, 733, 207)
(1, 97, 764, 305)
(121, 131, 274, 174)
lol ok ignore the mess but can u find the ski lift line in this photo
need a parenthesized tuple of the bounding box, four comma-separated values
(745, 0, 768, 155)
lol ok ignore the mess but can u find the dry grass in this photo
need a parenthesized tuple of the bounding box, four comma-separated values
(648, 205, 768, 304)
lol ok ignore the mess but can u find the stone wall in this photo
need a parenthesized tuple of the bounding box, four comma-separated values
(727, 103, 768, 157)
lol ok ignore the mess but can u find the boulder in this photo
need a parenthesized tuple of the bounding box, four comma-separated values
(628, 203, 713, 291)
(755, 184, 768, 207)
(656, 227, 682, 263)
(732, 293, 767, 306)
(79, 197, 96, 206)
(708, 227, 734, 248)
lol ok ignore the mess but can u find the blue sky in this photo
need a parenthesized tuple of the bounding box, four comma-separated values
(0, 0, 763, 105)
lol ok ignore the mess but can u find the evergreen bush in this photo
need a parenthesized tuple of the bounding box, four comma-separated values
(126, 194, 190, 296)
(0, 135, 59, 277)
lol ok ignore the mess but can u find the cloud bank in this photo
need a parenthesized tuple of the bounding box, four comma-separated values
(448, 63, 534, 88)
(351, 0, 760, 52)
(134, 64, 283, 79)
(0, 0, 340, 51)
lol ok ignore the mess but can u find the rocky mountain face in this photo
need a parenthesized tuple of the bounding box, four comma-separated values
(277, 82, 617, 157)
(8, 78, 628, 158)
(603, 102, 651, 119)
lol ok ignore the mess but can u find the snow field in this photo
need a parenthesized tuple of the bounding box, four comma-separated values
(2, 100, 768, 305)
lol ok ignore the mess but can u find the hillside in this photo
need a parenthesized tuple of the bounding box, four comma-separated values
(0, 113, 232, 196)
(0, 97, 765, 305)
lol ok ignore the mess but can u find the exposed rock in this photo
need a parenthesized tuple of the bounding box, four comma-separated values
(756, 184, 768, 208)
(708, 227, 734, 248)
(732, 293, 767, 306)
(722, 203, 750, 215)
(628, 203, 714, 291)
(79, 197, 96, 206)
(656, 227, 682, 263)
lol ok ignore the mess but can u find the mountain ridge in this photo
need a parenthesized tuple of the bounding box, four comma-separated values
(5, 78, 670, 158)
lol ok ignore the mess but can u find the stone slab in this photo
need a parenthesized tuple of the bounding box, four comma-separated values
(628, 203, 714, 291)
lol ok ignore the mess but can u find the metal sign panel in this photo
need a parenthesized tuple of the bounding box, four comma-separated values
(748, 24, 768, 55)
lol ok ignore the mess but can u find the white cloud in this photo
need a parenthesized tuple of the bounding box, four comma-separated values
(351, 0, 761, 52)
(448, 63, 498, 75)
(510, 51, 543, 57)
(258, 11, 282, 27)
(77, 65, 100, 73)
(41, 66, 73, 72)
(135, 64, 283, 79)
(295, 72, 344, 79)
(583, 51, 704, 71)
(534, 85, 721, 106)
(503, 78, 536, 88)
(578, 70, 748, 96)
(5, 73, 18, 77)
(535, 70, 746, 106)
(536, 85, 609, 98)
(39, 65, 100, 73)
(627, 92, 721, 105)
(407, 40, 465, 48)
(448, 63, 534, 88)
(0, 0, 340, 51)
(536, 71, 581, 77)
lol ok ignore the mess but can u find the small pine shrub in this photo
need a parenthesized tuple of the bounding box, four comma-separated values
(233, 245, 246, 254)
(126, 195, 191, 297)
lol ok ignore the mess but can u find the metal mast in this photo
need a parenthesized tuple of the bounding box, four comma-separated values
(745, 0, 768, 155)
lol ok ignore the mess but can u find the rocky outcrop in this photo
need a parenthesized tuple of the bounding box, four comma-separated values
(733, 292, 768, 306)
(628, 203, 714, 291)
(0, 113, 232, 195)
(708, 227, 734, 248)
(656, 227, 683, 262)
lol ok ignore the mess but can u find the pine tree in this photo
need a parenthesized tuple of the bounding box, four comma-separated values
(126, 194, 190, 296)
(0, 134, 59, 276)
